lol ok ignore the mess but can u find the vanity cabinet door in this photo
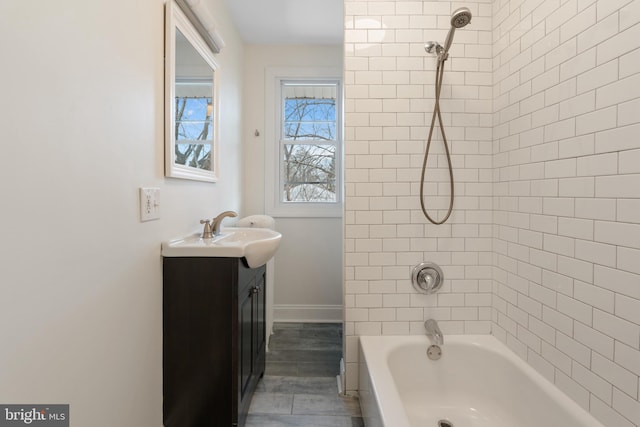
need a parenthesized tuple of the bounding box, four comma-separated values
(238, 282, 254, 399)
(253, 273, 266, 376)
(163, 257, 236, 427)
(163, 257, 266, 427)
(237, 265, 266, 426)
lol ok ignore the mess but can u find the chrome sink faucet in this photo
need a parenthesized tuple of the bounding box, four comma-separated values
(212, 210, 237, 235)
(200, 211, 238, 239)
(424, 319, 444, 345)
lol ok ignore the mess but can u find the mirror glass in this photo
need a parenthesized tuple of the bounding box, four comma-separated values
(166, 1, 219, 182)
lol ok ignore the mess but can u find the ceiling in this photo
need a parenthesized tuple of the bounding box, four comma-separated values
(223, 0, 343, 45)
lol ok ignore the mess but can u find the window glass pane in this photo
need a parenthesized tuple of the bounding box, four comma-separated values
(284, 98, 335, 122)
(177, 96, 211, 121)
(284, 122, 336, 141)
(282, 144, 336, 202)
(175, 97, 213, 141)
(284, 86, 336, 142)
(176, 121, 213, 141)
(281, 82, 338, 205)
(173, 77, 214, 173)
(175, 142, 211, 169)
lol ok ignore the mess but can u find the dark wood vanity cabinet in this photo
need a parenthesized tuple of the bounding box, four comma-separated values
(163, 257, 266, 427)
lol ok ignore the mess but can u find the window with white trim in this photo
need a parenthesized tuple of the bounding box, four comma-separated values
(265, 73, 343, 217)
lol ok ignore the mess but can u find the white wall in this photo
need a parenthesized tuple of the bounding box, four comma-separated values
(242, 45, 344, 322)
(343, 0, 494, 389)
(492, 0, 640, 425)
(0, 0, 244, 425)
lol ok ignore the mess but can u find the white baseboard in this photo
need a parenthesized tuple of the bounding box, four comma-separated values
(273, 304, 343, 323)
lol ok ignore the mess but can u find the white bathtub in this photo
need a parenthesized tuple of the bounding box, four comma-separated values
(359, 335, 604, 427)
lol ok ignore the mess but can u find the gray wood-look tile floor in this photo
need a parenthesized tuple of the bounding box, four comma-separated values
(246, 323, 364, 427)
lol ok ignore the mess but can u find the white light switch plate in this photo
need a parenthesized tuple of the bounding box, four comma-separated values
(140, 187, 160, 222)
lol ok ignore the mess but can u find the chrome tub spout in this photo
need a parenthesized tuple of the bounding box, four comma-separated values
(424, 319, 443, 345)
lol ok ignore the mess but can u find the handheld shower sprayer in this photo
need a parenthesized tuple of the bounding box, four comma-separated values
(426, 7, 473, 61)
(441, 7, 472, 60)
(420, 6, 472, 225)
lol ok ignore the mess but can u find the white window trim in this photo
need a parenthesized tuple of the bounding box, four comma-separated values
(265, 67, 343, 218)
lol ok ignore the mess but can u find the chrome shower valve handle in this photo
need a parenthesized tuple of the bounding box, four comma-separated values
(411, 262, 444, 294)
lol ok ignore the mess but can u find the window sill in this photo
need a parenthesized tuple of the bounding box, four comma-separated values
(266, 205, 343, 218)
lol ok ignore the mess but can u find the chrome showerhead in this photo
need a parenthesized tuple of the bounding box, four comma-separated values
(451, 7, 472, 28)
(440, 7, 473, 60)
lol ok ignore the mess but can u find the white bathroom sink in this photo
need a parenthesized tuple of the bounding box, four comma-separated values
(162, 227, 282, 268)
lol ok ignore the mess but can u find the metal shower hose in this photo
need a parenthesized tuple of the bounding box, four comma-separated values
(420, 56, 455, 225)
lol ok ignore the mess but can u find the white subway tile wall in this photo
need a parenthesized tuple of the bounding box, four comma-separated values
(344, 0, 494, 393)
(344, 0, 640, 425)
(492, 0, 640, 425)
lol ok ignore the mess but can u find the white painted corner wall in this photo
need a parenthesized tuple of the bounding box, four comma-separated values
(242, 45, 344, 324)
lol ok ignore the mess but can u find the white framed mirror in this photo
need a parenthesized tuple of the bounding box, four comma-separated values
(165, 0, 220, 182)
